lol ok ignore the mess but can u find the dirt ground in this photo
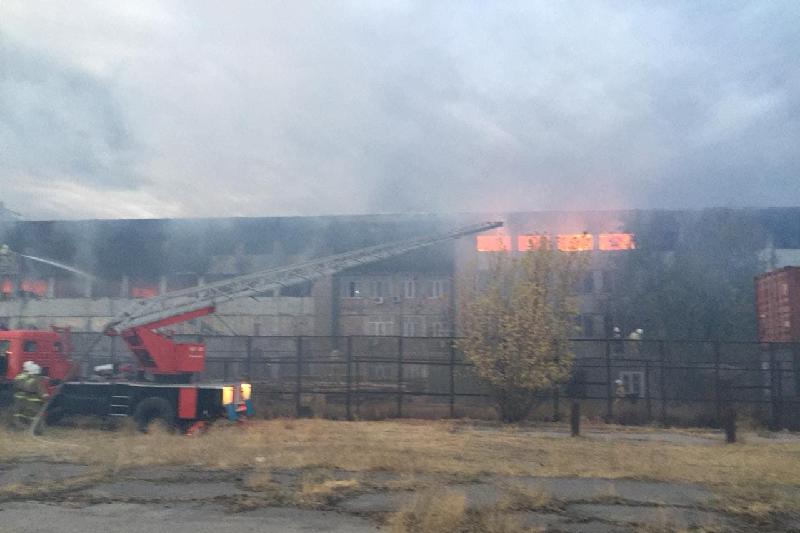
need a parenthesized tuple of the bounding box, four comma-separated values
(0, 420, 798, 532)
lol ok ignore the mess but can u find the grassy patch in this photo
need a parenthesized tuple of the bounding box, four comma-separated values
(388, 489, 536, 533)
(2, 419, 800, 490)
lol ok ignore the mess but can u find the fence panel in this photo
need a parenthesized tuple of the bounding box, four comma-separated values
(38, 332, 800, 428)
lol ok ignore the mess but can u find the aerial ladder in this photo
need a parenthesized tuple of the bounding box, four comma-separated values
(103, 220, 502, 384)
(1, 221, 502, 429)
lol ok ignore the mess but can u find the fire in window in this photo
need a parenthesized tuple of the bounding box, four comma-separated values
(598, 233, 635, 251)
(21, 279, 47, 297)
(131, 287, 158, 298)
(517, 234, 550, 251)
(476, 235, 511, 252)
(619, 371, 645, 398)
(557, 233, 594, 252)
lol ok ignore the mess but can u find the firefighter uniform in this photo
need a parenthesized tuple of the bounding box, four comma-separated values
(11, 362, 48, 430)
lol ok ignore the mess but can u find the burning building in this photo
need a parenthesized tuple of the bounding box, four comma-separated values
(0, 208, 799, 341)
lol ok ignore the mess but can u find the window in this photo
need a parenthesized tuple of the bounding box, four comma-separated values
(601, 270, 614, 293)
(582, 273, 595, 294)
(0, 340, 9, 375)
(581, 315, 595, 338)
(402, 319, 419, 337)
(369, 281, 385, 298)
(347, 281, 361, 298)
(557, 233, 594, 252)
(431, 322, 449, 337)
(517, 234, 550, 251)
(428, 280, 446, 299)
(366, 320, 393, 336)
(403, 280, 417, 299)
(476, 235, 511, 252)
(620, 371, 645, 398)
(23, 340, 37, 353)
(599, 233, 635, 251)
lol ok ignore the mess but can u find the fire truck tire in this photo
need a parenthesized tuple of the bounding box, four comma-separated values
(133, 397, 176, 432)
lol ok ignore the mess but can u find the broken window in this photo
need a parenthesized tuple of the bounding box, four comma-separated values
(557, 233, 594, 252)
(476, 235, 511, 252)
(21, 280, 47, 297)
(517, 234, 550, 251)
(598, 233, 635, 251)
(23, 340, 37, 353)
(347, 281, 361, 298)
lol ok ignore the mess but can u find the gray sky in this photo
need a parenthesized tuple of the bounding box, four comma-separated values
(1, 1, 798, 220)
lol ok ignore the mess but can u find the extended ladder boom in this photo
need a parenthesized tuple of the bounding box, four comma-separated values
(104, 221, 502, 334)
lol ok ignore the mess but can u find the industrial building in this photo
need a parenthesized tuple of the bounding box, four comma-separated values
(1, 208, 799, 341)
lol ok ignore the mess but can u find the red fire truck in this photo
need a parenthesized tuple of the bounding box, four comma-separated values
(0, 222, 501, 430)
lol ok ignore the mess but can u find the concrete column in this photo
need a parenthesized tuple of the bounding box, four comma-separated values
(120, 276, 129, 298)
(159, 276, 168, 295)
(47, 277, 55, 298)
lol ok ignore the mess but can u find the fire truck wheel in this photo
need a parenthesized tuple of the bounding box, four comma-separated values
(133, 397, 176, 433)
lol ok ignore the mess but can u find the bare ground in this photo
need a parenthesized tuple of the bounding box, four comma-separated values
(0, 420, 798, 532)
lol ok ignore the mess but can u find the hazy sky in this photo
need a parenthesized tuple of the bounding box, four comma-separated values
(1, 1, 798, 220)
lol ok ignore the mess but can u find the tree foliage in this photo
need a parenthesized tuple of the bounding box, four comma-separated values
(456, 247, 584, 422)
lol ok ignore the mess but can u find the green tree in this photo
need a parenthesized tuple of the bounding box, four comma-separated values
(456, 246, 584, 422)
(611, 209, 768, 341)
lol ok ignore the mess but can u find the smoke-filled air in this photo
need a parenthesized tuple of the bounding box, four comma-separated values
(1, 1, 799, 220)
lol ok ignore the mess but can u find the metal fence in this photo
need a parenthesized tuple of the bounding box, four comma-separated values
(68, 333, 800, 429)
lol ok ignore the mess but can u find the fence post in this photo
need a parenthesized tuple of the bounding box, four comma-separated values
(713, 341, 721, 425)
(346, 336, 353, 421)
(245, 336, 253, 381)
(295, 336, 303, 418)
(355, 338, 361, 418)
(644, 360, 652, 422)
(396, 336, 403, 418)
(605, 339, 613, 422)
(552, 387, 561, 422)
(449, 340, 456, 418)
(769, 344, 780, 431)
(570, 401, 580, 437)
(777, 353, 784, 431)
(659, 340, 667, 426)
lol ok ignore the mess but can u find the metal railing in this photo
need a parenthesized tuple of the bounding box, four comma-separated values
(67, 333, 800, 429)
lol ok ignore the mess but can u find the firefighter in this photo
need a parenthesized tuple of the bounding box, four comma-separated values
(11, 361, 48, 430)
(612, 326, 623, 354)
(613, 378, 626, 414)
(627, 328, 643, 356)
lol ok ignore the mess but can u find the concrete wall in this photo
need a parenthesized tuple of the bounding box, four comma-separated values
(0, 296, 317, 335)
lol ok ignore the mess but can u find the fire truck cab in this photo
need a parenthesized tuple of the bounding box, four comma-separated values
(0, 329, 73, 401)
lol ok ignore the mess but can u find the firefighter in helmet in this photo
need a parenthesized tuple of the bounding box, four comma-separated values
(11, 361, 49, 430)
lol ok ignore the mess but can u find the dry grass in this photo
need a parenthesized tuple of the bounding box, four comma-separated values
(497, 485, 560, 513)
(388, 489, 537, 533)
(298, 477, 360, 505)
(2, 419, 800, 492)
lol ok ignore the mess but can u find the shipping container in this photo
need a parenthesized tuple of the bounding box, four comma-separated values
(755, 267, 800, 342)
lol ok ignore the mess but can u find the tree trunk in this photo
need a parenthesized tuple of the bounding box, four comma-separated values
(494, 388, 537, 423)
